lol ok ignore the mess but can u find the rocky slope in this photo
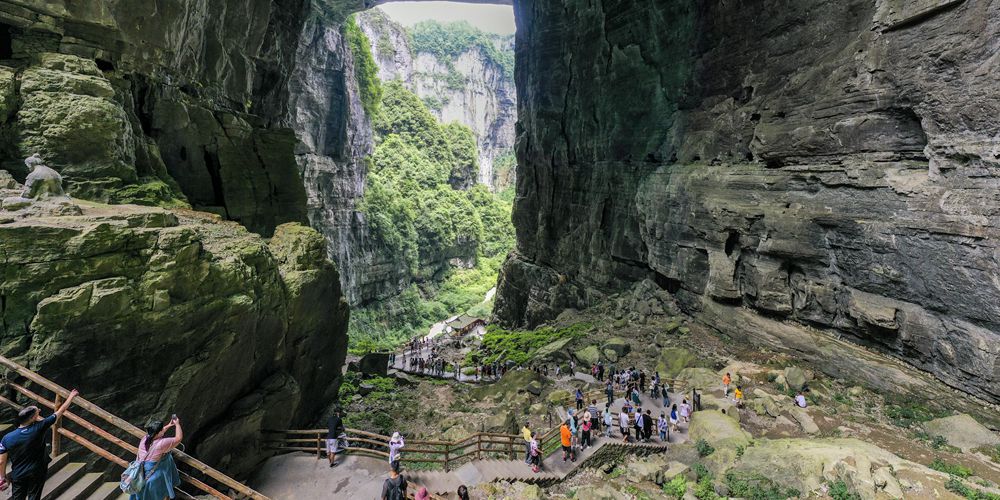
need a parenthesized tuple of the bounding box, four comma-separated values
(356, 10, 516, 190)
(495, 0, 1000, 405)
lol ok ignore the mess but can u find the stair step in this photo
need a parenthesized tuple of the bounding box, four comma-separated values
(47, 453, 70, 472)
(41, 462, 86, 500)
(86, 482, 124, 500)
(55, 472, 103, 500)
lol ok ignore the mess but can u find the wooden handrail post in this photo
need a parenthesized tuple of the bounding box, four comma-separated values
(443, 443, 450, 472)
(51, 394, 62, 458)
(316, 432, 322, 459)
(476, 434, 481, 460)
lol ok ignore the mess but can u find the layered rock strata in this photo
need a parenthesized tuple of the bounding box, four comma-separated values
(496, 0, 1000, 404)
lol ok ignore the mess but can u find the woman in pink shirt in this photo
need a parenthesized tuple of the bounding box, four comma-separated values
(130, 416, 183, 500)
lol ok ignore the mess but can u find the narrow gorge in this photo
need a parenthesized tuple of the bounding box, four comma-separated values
(0, 0, 998, 497)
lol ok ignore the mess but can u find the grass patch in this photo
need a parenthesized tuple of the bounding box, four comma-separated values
(467, 322, 593, 366)
(930, 458, 974, 478)
(724, 471, 800, 500)
(946, 478, 1000, 500)
(884, 400, 945, 428)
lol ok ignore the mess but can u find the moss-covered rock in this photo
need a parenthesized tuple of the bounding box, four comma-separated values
(1, 203, 347, 476)
(575, 345, 601, 366)
(603, 337, 631, 357)
(17, 54, 137, 185)
(656, 347, 697, 378)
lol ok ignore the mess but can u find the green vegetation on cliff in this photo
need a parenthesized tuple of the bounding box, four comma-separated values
(349, 82, 514, 353)
(409, 20, 514, 79)
(345, 15, 383, 117)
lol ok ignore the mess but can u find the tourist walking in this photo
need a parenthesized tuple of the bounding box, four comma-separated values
(642, 409, 653, 441)
(129, 415, 183, 500)
(723, 372, 732, 396)
(0, 389, 79, 500)
(581, 415, 592, 449)
(658, 412, 668, 442)
(529, 432, 541, 472)
(575, 388, 584, 410)
(605, 380, 614, 406)
(669, 404, 679, 433)
(457, 485, 470, 500)
(679, 399, 691, 423)
(619, 407, 630, 443)
(388, 432, 404, 470)
(661, 383, 670, 407)
(560, 420, 575, 461)
(326, 408, 347, 467)
(381, 462, 407, 500)
(521, 422, 532, 464)
(603, 404, 614, 438)
(733, 386, 745, 408)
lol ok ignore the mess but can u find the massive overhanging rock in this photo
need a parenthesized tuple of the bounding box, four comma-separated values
(495, 0, 1000, 405)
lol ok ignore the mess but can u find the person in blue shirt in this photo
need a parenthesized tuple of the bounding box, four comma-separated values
(0, 389, 79, 500)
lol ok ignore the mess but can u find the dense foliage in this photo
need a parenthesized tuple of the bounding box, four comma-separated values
(409, 20, 514, 79)
(348, 81, 514, 352)
(344, 15, 383, 118)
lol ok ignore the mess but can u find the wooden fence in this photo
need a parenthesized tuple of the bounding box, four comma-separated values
(263, 381, 690, 471)
(0, 355, 267, 500)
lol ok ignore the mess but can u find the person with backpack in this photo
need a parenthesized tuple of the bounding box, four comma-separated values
(660, 383, 670, 407)
(619, 406, 630, 443)
(0, 389, 79, 500)
(658, 412, 668, 442)
(326, 409, 347, 467)
(128, 415, 183, 500)
(642, 409, 654, 442)
(575, 388, 584, 410)
(381, 461, 407, 500)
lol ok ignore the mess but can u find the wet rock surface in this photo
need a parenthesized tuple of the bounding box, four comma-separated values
(496, 0, 1000, 404)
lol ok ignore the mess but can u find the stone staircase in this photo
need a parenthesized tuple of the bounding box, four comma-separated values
(36, 452, 126, 500)
(405, 433, 674, 496)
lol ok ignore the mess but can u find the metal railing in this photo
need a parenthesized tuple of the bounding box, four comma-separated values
(0, 355, 267, 500)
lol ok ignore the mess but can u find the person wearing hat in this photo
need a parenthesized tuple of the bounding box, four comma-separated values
(388, 432, 405, 470)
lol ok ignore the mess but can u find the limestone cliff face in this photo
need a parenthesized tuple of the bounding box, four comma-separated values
(0, 0, 312, 236)
(0, 0, 354, 476)
(356, 10, 516, 189)
(287, 10, 410, 306)
(496, 0, 1000, 404)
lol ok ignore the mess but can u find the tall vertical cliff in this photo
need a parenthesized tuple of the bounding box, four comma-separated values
(356, 10, 516, 190)
(0, 0, 351, 476)
(496, 0, 1000, 405)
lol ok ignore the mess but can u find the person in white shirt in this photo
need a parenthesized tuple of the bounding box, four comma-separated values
(795, 392, 807, 408)
(619, 407, 630, 443)
(388, 432, 404, 468)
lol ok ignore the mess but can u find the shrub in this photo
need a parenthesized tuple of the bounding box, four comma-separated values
(662, 475, 687, 499)
(408, 20, 514, 79)
(724, 471, 800, 500)
(945, 477, 1000, 500)
(930, 458, 973, 478)
(691, 463, 710, 480)
(695, 439, 715, 457)
(827, 480, 860, 500)
(694, 477, 719, 500)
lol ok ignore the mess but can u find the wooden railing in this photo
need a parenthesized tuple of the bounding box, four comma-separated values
(0, 355, 268, 500)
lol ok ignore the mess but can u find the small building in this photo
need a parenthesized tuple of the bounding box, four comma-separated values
(446, 315, 486, 338)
